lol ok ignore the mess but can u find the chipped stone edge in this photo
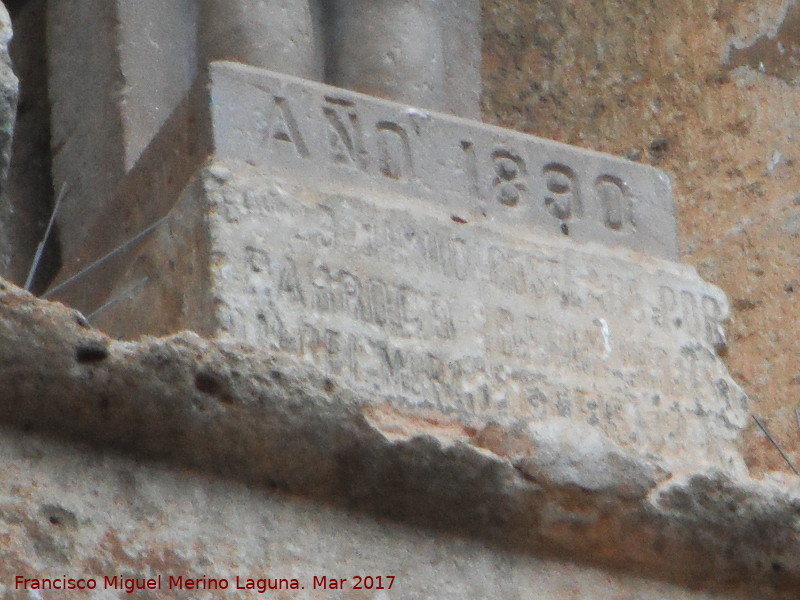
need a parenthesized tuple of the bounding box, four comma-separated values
(0, 278, 798, 598)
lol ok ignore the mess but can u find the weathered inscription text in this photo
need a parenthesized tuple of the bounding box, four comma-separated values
(211, 183, 747, 458)
(211, 62, 679, 260)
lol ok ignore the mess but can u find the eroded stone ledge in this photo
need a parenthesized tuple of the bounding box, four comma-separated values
(0, 424, 742, 600)
(1, 279, 798, 598)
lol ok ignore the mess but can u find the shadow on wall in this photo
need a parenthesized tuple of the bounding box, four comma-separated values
(3, 0, 59, 294)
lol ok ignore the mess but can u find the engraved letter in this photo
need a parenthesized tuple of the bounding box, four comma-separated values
(335, 270, 367, 321)
(543, 163, 581, 221)
(278, 257, 305, 305)
(379, 343, 404, 385)
(681, 290, 700, 334)
(312, 264, 333, 312)
(325, 329, 343, 375)
(654, 285, 676, 328)
(368, 278, 389, 327)
(447, 238, 470, 281)
(489, 308, 516, 357)
(492, 148, 528, 207)
(323, 96, 368, 170)
(430, 294, 455, 340)
(377, 121, 414, 179)
(595, 175, 634, 231)
(702, 295, 727, 354)
(262, 96, 310, 158)
(488, 246, 525, 295)
(460, 140, 480, 196)
(245, 246, 270, 274)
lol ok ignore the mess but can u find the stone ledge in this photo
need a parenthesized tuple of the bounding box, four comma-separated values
(1, 279, 798, 597)
(0, 425, 738, 600)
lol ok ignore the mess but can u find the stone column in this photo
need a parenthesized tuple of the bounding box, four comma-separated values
(46, 0, 198, 282)
(197, 0, 324, 81)
(324, 0, 481, 118)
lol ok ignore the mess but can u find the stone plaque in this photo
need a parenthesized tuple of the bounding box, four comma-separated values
(202, 167, 746, 470)
(210, 62, 678, 260)
(45, 64, 745, 472)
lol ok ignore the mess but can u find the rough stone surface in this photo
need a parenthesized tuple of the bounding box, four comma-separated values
(43, 65, 735, 474)
(1, 278, 799, 598)
(0, 428, 744, 600)
(51, 160, 744, 473)
(480, 0, 800, 477)
(0, 0, 19, 278)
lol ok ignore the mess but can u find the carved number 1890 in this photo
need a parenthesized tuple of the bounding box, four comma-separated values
(462, 142, 634, 232)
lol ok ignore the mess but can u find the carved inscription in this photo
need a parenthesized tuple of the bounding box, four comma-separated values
(213, 187, 745, 452)
(492, 149, 528, 207)
(595, 175, 633, 231)
(376, 121, 414, 180)
(212, 64, 678, 259)
(255, 95, 310, 158)
(543, 163, 581, 221)
(323, 96, 368, 171)
(259, 93, 630, 227)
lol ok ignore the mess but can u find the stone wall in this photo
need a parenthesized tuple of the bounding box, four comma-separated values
(2, 1, 797, 474)
(482, 0, 800, 476)
(0, 1, 799, 599)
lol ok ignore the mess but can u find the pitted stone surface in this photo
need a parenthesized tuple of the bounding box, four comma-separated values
(0, 428, 750, 600)
(48, 159, 746, 473)
(1, 278, 799, 597)
(205, 166, 746, 471)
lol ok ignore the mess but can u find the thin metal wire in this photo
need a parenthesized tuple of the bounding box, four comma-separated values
(753, 415, 800, 476)
(42, 215, 168, 300)
(86, 276, 151, 322)
(25, 183, 68, 291)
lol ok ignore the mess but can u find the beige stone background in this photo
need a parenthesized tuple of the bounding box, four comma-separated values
(481, 0, 800, 477)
